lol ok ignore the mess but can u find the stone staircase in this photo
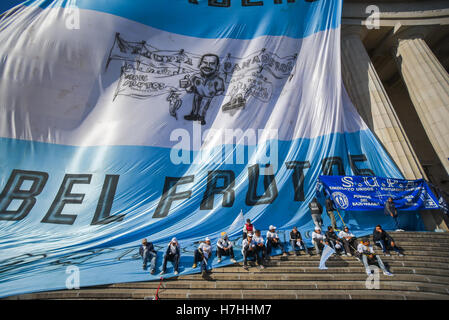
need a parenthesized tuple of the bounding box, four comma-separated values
(6, 232, 449, 300)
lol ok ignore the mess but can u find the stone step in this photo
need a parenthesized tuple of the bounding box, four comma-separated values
(11, 283, 449, 300)
(284, 245, 449, 252)
(203, 264, 449, 274)
(106, 273, 449, 287)
(22, 287, 449, 300)
(6, 231, 449, 300)
(263, 260, 449, 270)
(268, 255, 449, 263)
(104, 280, 449, 294)
(272, 250, 449, 258)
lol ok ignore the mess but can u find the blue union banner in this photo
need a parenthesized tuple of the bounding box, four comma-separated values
(319, 175, 440, 211)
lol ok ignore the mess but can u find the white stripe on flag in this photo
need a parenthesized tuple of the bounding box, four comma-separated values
(227, 209, 245, 236)
(319, 244, 335, 270)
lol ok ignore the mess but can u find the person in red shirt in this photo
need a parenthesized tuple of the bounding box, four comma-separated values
(242, 218, 254, 240)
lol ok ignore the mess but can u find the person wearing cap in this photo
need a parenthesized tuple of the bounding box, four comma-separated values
(216, 232, 237, 264)
(241, 232, 263, 269)
(253, 229, 267, 265)
(325, 226, 345, 255)
(309, 197, 323, 229)
(242, 218, 255, 240)
(160, 237, 180, 275)
(338, 226, 357, 256)
(289, 227, 310, 256)
(311, 227, 326, 256)
(193, 237, 213, 276)
(266, 225, 287, 257)
(139, 238, 157, 274)
(357, 238, 393, 276)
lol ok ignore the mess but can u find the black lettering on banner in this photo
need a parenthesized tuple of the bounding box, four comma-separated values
(285, 161, 311, 202)
(321, 157, 345, 176)
(200, 170, 235, 210)
(349, 154, 375, 176)
(153, 176, 194, 218)
(209, 0, 231, 7)
(188, 0, 199, 4)
(0, 253, 47, 275)
(246, 164, 278, 205)
(0, 170, 48, 221)
(50, 248, 115, 266)
(275, 0, 298, 3)
(41, 174, 92, 225)
(91, 175, 124, 225)
(242, 0, 264, 6)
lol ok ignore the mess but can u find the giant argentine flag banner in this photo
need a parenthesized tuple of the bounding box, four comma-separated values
(0, 0, 425, 297)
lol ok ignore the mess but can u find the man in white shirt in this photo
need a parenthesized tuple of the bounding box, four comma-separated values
(266, 225, 287, 258)
(338, 226, 357, 256)
(241, 233, 263, 269)
(216, 232, 237, 264)
(193, 237, 213, 277)
(253, 229, 267, 266)
(311, 227, 326, 256)
(357, 239, 393, 276)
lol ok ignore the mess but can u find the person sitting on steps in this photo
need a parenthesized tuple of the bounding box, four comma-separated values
(216, 232, 237, 264)
(357, 238, 393, 277)
(266, 225, 288, 257)
(289, 226, 310, 256)
(373, 225, 404, 256)
(193, 237, 213, 277)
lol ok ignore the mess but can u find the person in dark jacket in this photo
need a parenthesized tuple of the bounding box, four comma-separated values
(139, 238, 157, 274)
(384, 197, 404, 231)
(160, 237, 180, 275)
(309, 197, 323, 229)
(373, 225, 403, 256)
(289, 226, 310, 256)
(325, 226, 345, 255)
(325, 197, 337, 230)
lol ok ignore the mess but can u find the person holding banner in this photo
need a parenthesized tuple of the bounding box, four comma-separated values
(384, 197, 404, 231)
(160, 237, 180, 276)
(357, 239, 393, 276)
(289, 227, 310, 256)
(311, 227, 326, 256)
(216, 232, 237, 264)
(309, 197, 323, 229)
(373, 225, 404, 256)
(325, 196, 338, 230)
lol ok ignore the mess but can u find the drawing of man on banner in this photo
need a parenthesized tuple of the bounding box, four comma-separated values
(181, 54, 225, 125)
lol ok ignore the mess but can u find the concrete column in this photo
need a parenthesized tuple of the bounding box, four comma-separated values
(341, 25, 425, 180)
(392, 26, 449, 176)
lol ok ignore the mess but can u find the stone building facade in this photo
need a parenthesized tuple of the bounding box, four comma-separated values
(342, 0, 449, 230)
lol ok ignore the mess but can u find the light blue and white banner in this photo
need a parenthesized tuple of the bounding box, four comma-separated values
(0, 0, 425, 298)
